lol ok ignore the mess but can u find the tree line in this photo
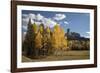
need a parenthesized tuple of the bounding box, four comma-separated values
(22, 19, 67, 58)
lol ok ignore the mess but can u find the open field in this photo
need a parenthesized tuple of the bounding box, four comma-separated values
(22, 50, 89, 62)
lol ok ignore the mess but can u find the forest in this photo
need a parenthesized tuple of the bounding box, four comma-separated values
(22, 19, 90, 61)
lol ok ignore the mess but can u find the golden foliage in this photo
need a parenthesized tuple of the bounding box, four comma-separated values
(34, 31, 43, 49)
(32, 23, 38, 33)
(51, 24, 67, 50)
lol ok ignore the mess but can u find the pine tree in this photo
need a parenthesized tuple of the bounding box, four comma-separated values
(23, 18, 35, 56)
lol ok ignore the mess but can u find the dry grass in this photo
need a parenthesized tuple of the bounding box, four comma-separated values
(22, 50, 89, 62)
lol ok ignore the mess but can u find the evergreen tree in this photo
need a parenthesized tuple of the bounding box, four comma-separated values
(23, 18, 35, 56)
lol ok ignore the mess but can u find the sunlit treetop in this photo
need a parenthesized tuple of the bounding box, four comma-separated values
(39, 25, 44, 33)
(32, 23, 38, 33)
(46, 27, 51, 33)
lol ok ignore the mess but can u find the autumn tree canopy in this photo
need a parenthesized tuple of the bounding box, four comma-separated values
(23, 19, 68, 57)
(51, 24, 67, 50)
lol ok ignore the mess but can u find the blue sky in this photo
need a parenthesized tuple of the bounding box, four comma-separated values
(22, 10, 90, 38)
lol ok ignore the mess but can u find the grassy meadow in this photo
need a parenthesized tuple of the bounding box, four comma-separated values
(22, 50, 89, 62)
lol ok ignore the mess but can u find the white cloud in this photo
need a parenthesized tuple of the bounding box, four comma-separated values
(22, 18, 29, 23)
(22, 25, 27, 31)
(22, 13, 58, 29)
(22, 14, 28, 18)
(86, 32, 90, 34)
(28, 13, 36, 19)
(22, 18, 34, 26)
(42, 18, 57, 28)
(83, 32, 90, 38)
(64, 21, 69, 24)
(36, 14, 44, 21)
(53, 14, 66, 21)
(22, 18, 29, 26)
(35, 21, 42, 25)
(85, 36, 90, 38)
(81, 34, 90, 38)
(22, 13, 35, 26)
